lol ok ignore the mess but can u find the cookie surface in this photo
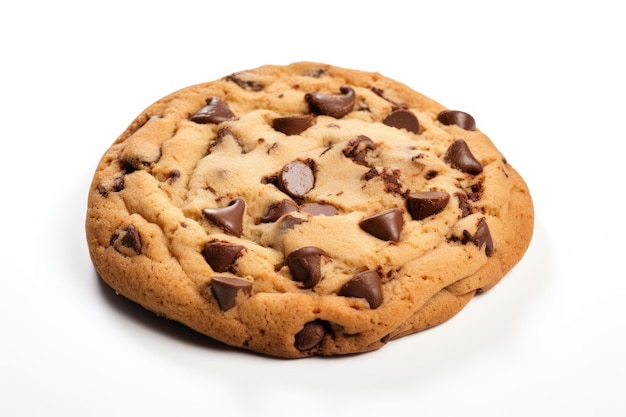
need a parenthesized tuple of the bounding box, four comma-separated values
(86, 62, 533, 358)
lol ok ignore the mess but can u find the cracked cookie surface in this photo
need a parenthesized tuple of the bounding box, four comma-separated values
(86, 62, 534, 358)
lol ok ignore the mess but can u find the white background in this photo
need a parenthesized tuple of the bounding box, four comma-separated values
(2, 1, 624, 416)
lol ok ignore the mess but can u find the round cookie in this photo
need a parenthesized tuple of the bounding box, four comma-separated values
(86, 62, 534, 358)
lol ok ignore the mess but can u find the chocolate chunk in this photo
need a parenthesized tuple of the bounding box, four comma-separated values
(380, 168, 404, 196)
(300, 202, 338, 216)
(112, 175, 125, 192)
(359, 208, 404, 242)
(462, 217, 494, 256)
(305, 85, 355, 118)
(261, 199, 298, 223)
(295, 321, 326, 351)
(425, 170, 438, 180)
(272, 114, 315, 135)
(121, 225, 142, 253)
(190, 97, 236, 124)
(210, 126, 243, 152)
(444, 139, 483, 175)
(437, 110, 476, 131)
(202, 241, 245, 273)
(285, 246, 327, 289)
(406, 191, 450, 220)
(305, 68, 327, 78)
(455, 192, 473, 218)
(209, 276, 252, 311)
(225, 73, 264, 91)
(363, 167, 379, 181)
(383, 109, 420, 134)
(278, 161, 315, 198)
(202, 198, 245, 237)
(167, 169, 181, 183)
(342, 135, 376, 165)
(280, 214, 307, 231)
(97, 184, 108, 197)
(338, 270, 383, 308)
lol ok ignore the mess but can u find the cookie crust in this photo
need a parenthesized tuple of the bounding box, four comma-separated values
(86, 62, 533, 358)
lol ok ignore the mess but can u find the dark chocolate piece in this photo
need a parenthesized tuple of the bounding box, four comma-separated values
(272, 114, 315, 135)
(338, 270, 383, 308)
(437, 110, 476, 131)
(380, 168, 404, 196)
(202, 241, 245, 272)
(120, 225, 142, 253)
(300, 202, 338, 216)
(112, 176, 125, 192)
(278, 161, 315, 198)
(305, 86, 355, 118)
(261, 199, 298, 223)
(190, 97, 235, 124)
(210, 126, 243, 152)
(383, 109, 419, 134)
(167, 169, 181, 184)
(295, 321, 326, 351)
(202, 198, 245, 237)
(209, 276, 252, 311)
(359, 208, 404, 242)
(225, 73, 264, 91)
(280, 214, 307, 231)
(406, 191, 450, 220)
(455, 192, 473, 218)
(462, 217, 494, 256)
(342, 135, 376, 165)
(97, 184, 108, 197)
(285, 246, 327, 289)
(444, 139, 483, 175)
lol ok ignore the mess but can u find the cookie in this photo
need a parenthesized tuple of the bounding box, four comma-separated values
(86, 62, 533, 358)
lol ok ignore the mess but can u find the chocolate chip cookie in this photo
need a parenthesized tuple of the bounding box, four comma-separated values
(86, 62, 534, 358)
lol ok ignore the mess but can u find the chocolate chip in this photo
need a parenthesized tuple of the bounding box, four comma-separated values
(462, 217, 494, 256)
(202, 198, 245, 237)
(383, 109, 420, 134)
(359, 208, 404, 242)
(295, 321, 327, 351)
(444, 139, 483, 175)
(110, 225, 142, 255)
(285, 246, 327, 288)
(437, 110, 476, 131)
(406, 191, 450, 220)
(456, 192, 473, 218)
(342, 135, 376, 165)
(97, 184, 108, 197)
(272, 114, 315, 135)
(280, 214, 307, 231)
(210, 126, 243, 152)
(208, 276, 252, 311)
(468, 182, 483, 202)
(425, 170, 438, 180)
(338, 270, 383, 308)
(225, 73, 264, 91)
(278, 161, 315, 198)
(202, 241, 245, 273)
(305, 68, 327, 78)
(168, 169, 181, 183)
(363, 167, 379, 181)
(112, 176, 125, 192)
(380, 168, 404, 196)
(305, 85, 355, 118)
(300, 202, 338, 216)
(120, 225, 142, 253)
(261, 199, 298, 223)
(190, 97, 236, 124)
